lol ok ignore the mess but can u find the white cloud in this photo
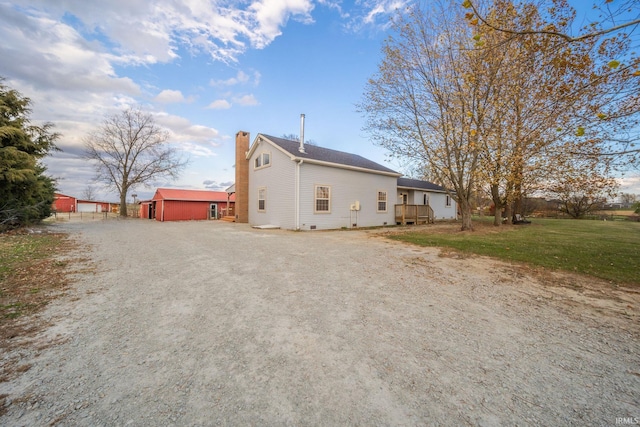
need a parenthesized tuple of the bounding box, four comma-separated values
(234, 94, 259, 106)
(618, 175, 640, 194)
(154, 112, 223, 156)
(207, 99, 233, 110)
(178, 142, 219, 157)
(342, 0, 407, 31)
(154, 89, 191, 103)
(202, 179, 234, 190)
(210, 71, 250, 86)
(252, 71, 262, 86)
(317, 0, 350, 18)
(11, 0, 316, 64)
(248, 0, 315, 48)
(0, 5, 140, 95)
(210, 69, 262, 87)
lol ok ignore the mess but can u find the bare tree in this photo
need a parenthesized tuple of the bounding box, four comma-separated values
(84, 108, 187, 217)
(361, 1, 487, 230)
(81, 185, 97, 201)
(619, 192, 638, 205)
(542, 156, 618, 218)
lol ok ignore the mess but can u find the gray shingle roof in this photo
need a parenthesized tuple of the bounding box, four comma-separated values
(397, 177, 448, 192)
(262, 134, 399, 175)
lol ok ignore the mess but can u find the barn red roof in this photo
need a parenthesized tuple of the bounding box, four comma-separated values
(152, 188, 235, 202)
(54, 193, 76, 199)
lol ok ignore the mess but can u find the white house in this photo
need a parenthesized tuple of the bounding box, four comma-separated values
(397, 178, 457, 220)
(234, 131, 457, 230)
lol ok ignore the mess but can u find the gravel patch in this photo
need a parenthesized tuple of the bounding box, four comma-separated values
(1, 219, 638, 426)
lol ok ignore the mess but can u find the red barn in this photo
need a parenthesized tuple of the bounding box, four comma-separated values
(140, 188, 235, 222)
(53, 193, 77, 212)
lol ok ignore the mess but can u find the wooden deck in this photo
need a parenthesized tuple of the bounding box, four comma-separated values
(395, 204, 434, 225)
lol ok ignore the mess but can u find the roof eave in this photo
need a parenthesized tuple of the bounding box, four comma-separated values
(397, 185, 447, 193)
(159, 198, 231, 202)
(246, 134, 296, 161)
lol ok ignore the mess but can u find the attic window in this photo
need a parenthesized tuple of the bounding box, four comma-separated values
(254, 152, 271, 169)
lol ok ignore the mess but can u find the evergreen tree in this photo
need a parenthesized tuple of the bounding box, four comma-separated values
(0, 79, 59, 230)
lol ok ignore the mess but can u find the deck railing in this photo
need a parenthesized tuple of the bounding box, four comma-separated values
(395, 204, 434, 225)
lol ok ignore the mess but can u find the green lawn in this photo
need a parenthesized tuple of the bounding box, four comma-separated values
(388, 218, 640, 285)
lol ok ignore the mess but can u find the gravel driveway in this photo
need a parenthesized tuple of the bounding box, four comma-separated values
(1, 219, 638, 426)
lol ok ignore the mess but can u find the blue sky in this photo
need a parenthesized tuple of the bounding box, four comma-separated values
(1, 0, 638, 202)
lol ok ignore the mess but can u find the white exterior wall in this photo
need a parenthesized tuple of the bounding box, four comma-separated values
(299, 163, 397, 230)
(396, 189, 457, 220)
(248, 142, 296, 229)
(429, 192, 456, 219)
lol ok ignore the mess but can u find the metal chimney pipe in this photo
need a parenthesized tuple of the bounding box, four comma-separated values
(299, 114, 305, 153)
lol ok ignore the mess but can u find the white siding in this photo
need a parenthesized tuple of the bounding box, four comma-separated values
(299, 163, 396, 230)
(395, 189, 457, 220)
(248, 141, 296, 228)
(429, 193, 457, 219)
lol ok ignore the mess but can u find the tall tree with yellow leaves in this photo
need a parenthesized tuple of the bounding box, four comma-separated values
(361, 1, 494, 230)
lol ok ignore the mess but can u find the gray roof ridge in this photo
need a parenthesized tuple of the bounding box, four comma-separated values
(397, 177, 448, 192)
(261, 134, 399, 175)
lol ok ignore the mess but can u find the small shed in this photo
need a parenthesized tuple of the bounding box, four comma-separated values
(53, 193, 77, 212)
(140, 188, 236, 222)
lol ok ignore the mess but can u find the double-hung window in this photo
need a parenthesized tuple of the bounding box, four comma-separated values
(377, 191, 387, 212)
(258, 187, 266, 212)
(446, 195, 451, 207)
(315, 185, 331, 213)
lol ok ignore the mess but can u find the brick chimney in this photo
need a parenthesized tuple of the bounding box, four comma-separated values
(235, 131, 250, 223)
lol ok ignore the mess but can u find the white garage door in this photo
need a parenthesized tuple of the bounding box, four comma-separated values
(78, 203, 101, 213)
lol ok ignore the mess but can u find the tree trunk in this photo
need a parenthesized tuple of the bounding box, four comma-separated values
(458, 198, 474, 231)
(513, 192, 523, 220)
(504, 183, 514, 225)
(490, 183, 502, 226)
(119, 190, 128, 217)
(504, 204, 513, 225)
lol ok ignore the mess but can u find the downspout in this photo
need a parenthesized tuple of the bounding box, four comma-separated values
(295, 159, 303, 230)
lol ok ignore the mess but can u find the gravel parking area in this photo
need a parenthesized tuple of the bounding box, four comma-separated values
(1, 219, 638, 426)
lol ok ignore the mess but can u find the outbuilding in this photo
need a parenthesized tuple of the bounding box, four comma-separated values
(53, 193, 77, 212)
(76, 199, 116, 213)
(140, 188, 235, 222)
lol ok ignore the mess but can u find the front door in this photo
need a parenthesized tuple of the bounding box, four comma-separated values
(210, 203, 218, 220)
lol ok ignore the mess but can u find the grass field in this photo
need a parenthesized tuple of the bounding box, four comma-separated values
(0, 230, 70, 320)
(388, 218, 640, 286)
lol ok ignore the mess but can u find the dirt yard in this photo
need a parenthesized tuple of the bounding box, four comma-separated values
(1, 220, 638, 426)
